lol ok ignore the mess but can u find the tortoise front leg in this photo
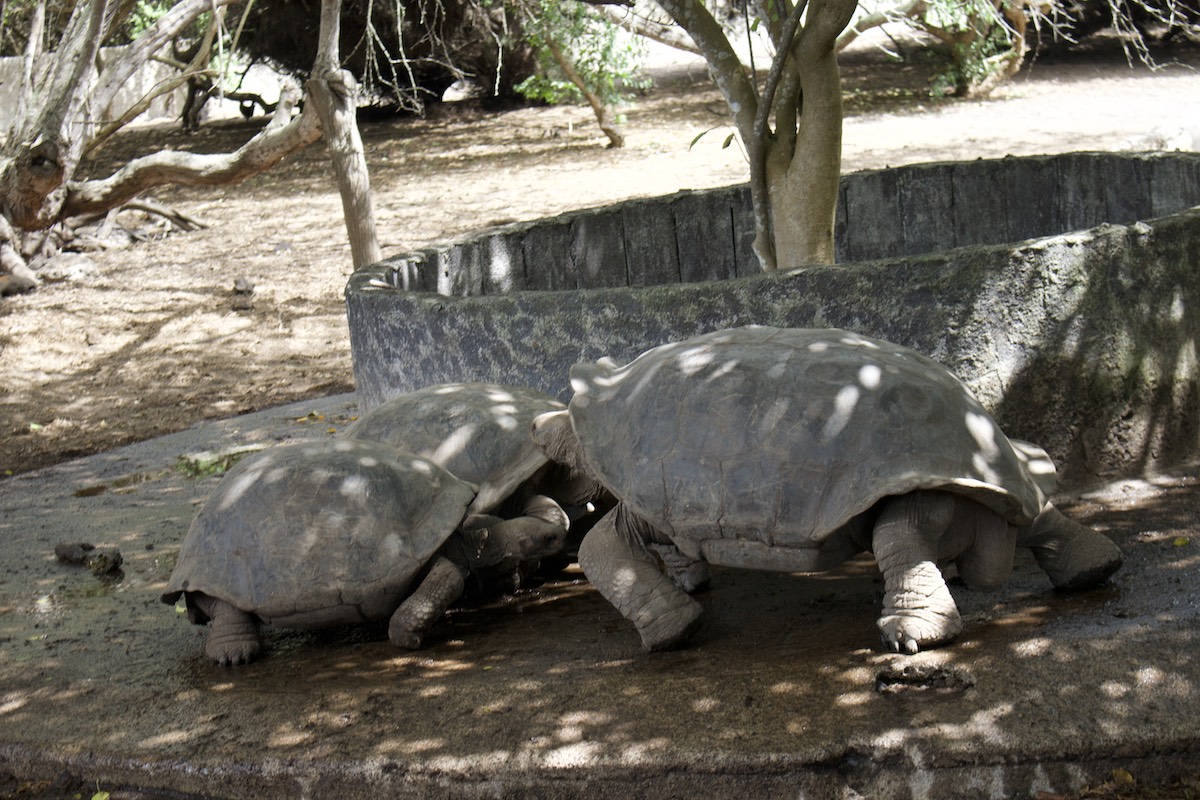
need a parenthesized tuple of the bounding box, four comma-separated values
(388, 556, 466, 650)
(872, 491, 962, 654)
(190, 593, 262, 666)
(578, 504, 702, 652)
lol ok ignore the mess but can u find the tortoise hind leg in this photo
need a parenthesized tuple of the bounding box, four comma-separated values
(190, 594, 261, 666)
(1019, 504, 1122, 590)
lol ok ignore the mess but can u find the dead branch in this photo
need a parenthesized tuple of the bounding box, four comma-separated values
(60, 81, 321, 218)
(837, 0, 929, 51)
(593, 4, 703, 55)
(121, 198, 211, 231)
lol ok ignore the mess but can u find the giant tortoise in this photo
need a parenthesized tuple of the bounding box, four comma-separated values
(532, 326, 1123, 654)
(162, 438, 566, 665)
(344, 382, 609, 587)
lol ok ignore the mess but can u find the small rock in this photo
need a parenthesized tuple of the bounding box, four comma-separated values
(231, 276, 255, 310)
(38, 253, 99, 283)
(54, 542, 124, 575)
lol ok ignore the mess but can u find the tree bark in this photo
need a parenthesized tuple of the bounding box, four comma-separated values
(308, 0, 382, 270)
(655, 0, 855, 270)
(765, 0, 857, 268)
(12, 0, 47, 136)
(62, 81, 321, 216)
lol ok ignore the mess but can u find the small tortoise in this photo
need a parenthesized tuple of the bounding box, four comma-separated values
(533, 326, 1123, 654)
(162, 438, 566, 665)
(345, 382, 608, 587)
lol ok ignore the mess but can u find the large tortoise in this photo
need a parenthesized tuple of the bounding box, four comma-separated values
(344, 382, 608, 586)
(532, 326, 1124, 654)
(162, 438, 566, 665)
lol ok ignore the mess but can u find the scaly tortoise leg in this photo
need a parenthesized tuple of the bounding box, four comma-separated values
(873, 491, 962, 654)
(578, 504, 703, 652)
(191, 593, 261, 666)
(388, 556, 466, 650)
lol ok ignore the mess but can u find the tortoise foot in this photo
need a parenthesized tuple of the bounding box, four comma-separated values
(204, 603, 261, 666)
(636, 597, 704, 652)
(1025, 506, 1123, 590)
(877, 608, 962, 655)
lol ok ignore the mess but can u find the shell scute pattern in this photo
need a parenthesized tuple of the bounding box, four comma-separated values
(345, 382, 564, 514)
(163, 438, 475, 627)
(568, 327, 1046, 551)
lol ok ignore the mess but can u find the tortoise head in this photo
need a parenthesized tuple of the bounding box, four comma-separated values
(531, 409, 607, 506)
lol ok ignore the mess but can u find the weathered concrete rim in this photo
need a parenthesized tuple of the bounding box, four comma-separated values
(3, 711, 1199, 799)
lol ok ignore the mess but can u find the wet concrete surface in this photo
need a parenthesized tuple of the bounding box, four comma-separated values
(1, 393, 1198, 799)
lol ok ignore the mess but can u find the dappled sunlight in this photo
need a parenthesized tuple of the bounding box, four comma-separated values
(569, 327, 1048, 553)
(961, 217, 1200, 486)
(344, 383, 563, 509)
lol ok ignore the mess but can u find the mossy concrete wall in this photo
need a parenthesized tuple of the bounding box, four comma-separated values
(345, 152, 1200, 486)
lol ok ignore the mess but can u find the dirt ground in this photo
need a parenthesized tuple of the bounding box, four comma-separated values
(3, 34, 1200, 476)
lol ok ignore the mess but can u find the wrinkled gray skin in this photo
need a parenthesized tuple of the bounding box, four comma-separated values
(533, 326, 1124, 654)
(162, 438, 567, 665)
(345, 382, 607, 590)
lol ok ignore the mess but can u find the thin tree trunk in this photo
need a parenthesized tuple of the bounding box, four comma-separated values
(546, 40, 625, 148)
(309, 0, 382, 270)
(13, 0, 46, 136)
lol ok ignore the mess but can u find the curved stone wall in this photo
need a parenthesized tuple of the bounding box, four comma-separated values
(345, 151, 1200, 485)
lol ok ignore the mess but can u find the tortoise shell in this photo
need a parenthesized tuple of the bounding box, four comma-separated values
(345, 383, 564, 515)
(565, 326, 1052, 560)
(162, 438, 475, 627)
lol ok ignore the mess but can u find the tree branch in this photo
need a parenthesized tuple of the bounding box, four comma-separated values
(749, 0, 808, 269)
(593, 4, 702, 55)
(836, 0, 928, 51)
(60, 82, 321, 217)
(656, 0, 758, 141)
(90, 0, 240, 120)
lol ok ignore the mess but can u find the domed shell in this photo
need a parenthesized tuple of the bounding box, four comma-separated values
(345, 383, 565, 515)
(566, 326, 1052, 553)
(162, 438, 476, 627)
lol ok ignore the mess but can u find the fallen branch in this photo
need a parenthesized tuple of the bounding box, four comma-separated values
(122, 198, 211, 231)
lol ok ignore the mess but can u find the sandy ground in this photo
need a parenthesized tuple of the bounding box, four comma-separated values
(2, 34, 1200, 476)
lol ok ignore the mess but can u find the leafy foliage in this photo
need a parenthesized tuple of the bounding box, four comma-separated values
(230, 0, 539, 111)
(512, 0, 649, 108)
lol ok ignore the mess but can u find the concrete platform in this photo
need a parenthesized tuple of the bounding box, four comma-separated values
(1, 394, 1198, 799)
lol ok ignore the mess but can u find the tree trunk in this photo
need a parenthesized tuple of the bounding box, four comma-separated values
(309, 0, 382, 270)
(308, 71, 383, 268)
(656, 0, 855, 271)
(765, 30, 846, 268)
(546, 40, 625, 148)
